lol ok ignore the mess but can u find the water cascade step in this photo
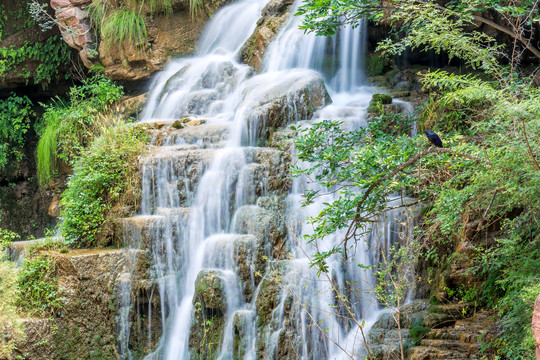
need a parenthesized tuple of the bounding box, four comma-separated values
(117, 0, 419, 358)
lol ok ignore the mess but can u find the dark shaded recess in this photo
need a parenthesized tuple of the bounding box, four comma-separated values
(127, 287, 163, 357)
(0, 121, 56, 238)
(367, 13, 540, 69)
(0, 0, 79, 97)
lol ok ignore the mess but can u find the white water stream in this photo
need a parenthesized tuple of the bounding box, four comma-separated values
(119, 0, 417, 359)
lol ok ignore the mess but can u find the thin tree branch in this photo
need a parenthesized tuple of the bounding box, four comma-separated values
(520, 119, 540, 171)
(343, 148, 488, 259)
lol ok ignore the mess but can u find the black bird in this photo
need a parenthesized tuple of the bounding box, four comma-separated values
(424, 130, 443, 148)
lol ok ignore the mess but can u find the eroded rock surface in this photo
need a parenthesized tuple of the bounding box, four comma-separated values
(239, 0, 294, 71)
(50, 0, 97, 67)
(14, 249, 161, 359)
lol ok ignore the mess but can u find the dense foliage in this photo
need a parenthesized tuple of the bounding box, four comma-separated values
(0, 94, 34, 171)
(36, 75, 124, 187)
(60, 123, 148, 247)
(294, 0, 540, 358)
(0, 3, 72, 88)
(0, 260, 24, 358)
(17, 254, 63, 316)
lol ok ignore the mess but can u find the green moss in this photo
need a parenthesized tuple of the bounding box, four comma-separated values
(372, 93, 393, 104)
(409, 320, 431, 345)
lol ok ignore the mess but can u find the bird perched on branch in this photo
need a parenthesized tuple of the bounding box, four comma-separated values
(424, 130, 443, 148)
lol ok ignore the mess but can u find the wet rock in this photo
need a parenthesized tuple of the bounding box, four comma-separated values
(48, 194, 61, 217)
(190, 269, 227, 359)
(194, 269, 227, 314)
(233, 235, 257, 302)
(372, 93, 393, 104)
(14, 249, 161, 359)
(233, 311, 256, 359)
(187, 119, 207, 126)
(153, 121, 166, 129)
(239, 0, 294, 71)
(240, 70, 331, 144)
(171, 120, 185, 129)
(367, 93, 399, 116)
(255, 268, 282, 327)
(146, 123, 230, 147)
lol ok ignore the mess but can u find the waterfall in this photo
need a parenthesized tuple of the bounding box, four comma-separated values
(118, 0, 417, 359)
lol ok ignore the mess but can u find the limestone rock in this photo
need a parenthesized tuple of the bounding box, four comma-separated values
(408, 309, 497, 360)
(533, 294, 540, 359)
(116, 93, 148, 120)
(15, 319, 55, 360)
(15, 249, 161, 359)
(99, 0, 229, 80)
(194, 269, 227, 313)
(187, 119, 207, 126)
(240, 70, 331, 144)
(239, 0, 294, 71)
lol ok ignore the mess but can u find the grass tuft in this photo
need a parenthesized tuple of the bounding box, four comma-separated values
(37, 108, 61, 188)
(101, 9, 148, 51)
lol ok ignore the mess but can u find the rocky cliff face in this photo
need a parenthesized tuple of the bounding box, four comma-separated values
(13, 248, 161, 359)
(51, 0, 231, 80)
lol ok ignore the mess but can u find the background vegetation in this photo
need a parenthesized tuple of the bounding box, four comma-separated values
(295, 0, 540, 358)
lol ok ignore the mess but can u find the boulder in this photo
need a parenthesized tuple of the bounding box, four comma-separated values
(193, 269, 227, 314)
(50, 0, 97, 67)
(238, 70, 331, 145)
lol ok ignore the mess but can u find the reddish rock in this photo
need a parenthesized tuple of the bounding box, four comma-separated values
(533, 295, 540, 359)
(48, 195, 61, 217)
(51, 0, 96, 66)
(51, 0, 71, 8)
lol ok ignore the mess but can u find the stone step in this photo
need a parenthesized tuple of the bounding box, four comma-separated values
(425, 328, 461, 341)
(143, 122, 230, 147)
(430, 302, 474, 318)
(419, 339, 480, 353)
(408, 345, 471, 360)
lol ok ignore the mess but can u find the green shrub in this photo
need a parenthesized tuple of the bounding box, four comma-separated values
(59, 123, 148, 247)
(0, 260, 24, 357)
(36, 75, 124, 188)
(17, 255, 63, 316)
(409, 320, 430, 345)
(0, 94, 34, 172)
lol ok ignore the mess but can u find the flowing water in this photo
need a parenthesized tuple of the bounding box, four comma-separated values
(119, 0, 417, 359)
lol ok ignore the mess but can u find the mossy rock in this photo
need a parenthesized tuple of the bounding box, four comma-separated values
(255, 268, 282, 327)
(194, 269, 226, 314)
(372, 93, 393, 104)
(171, 120, 185, 129)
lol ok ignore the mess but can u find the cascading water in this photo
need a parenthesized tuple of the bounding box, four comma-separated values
(119, 0, 417, 359)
